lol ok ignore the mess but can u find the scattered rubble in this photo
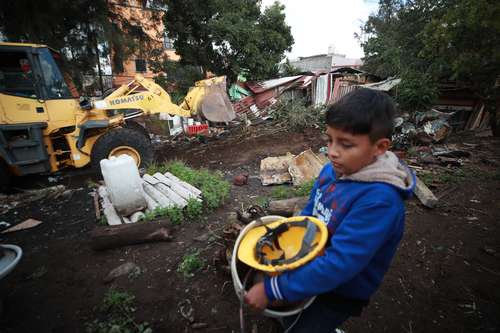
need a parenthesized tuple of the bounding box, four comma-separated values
(413, 177, 439, 208)
(259, 154, 294, 185)
(0, 185, 66, 215)
(289, 149, 328, 186)
(96, 162, 202, 226)
(104, 262, 141, 283)
(1, 218, 42, 234)
(233, 173, 249, 186)
(260, 149, 327, 186)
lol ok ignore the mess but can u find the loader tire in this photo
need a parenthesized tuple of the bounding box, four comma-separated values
(124, 120, 150, 142)
(91, 128, 153, 175)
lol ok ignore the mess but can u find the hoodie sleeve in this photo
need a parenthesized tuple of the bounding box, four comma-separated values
(264, 190, 403, 302)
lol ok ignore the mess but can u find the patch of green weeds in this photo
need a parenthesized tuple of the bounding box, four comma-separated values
(86, 288, 152, 333)
(294, 179, 315, 197)
(166, 161, 230, 211)
(255, 196, 270, 208)
(269, 179, 316, 200)
(185, 198, 203, 221)
(436, 169, 466, 183)
(177, 249, 204, 278)
(271, 185, 291, 199)
(270, 98, 325, 131)
(420, 169, 467, 186)
(143, 161, 229, 224)
(145, 162, 168, 175)
(164, 206, 184, 225)
(419, 172, 435, 186)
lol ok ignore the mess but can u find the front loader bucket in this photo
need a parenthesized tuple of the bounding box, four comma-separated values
(199, 83, 236, 122)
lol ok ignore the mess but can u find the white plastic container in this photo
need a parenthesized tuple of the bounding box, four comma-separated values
(100, 155, 147, 215)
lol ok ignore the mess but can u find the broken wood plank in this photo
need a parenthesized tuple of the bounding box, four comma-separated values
(98, 186, 122, 225)
(288, 149, 325, 186)
(164, 172, 202, 197)
(89, 220, 173, 251)
(153, 183, 187, 207)
(153, 172, 200, 201)
(413, 177, 438, 208)
(268, 196, 309, 217)
(143, 190, 160, 211)
(1, 218, 42, 234)
(143, 173, 160, 185)
(93, 191, 101, 220)
(142, 183, 174, 208)
(260, 154, 294, 185)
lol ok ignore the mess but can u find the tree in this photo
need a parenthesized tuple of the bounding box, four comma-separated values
(359, 0, 447, 112)
(0, 0, 164, 92)
(421, 0, 500, 136)
(359, 0, 500, 135)
(162, 0, 293, 81)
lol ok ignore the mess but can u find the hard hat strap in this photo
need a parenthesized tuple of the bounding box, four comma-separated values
(255, 218, 319, 266)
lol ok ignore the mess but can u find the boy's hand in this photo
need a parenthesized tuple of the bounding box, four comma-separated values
(244, 282, 269, 311)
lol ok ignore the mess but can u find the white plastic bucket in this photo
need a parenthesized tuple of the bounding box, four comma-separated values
(100, 154, 147, 215)
(230, 215, 315, 318)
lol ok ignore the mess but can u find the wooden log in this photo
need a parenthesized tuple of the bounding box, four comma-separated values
(89, 220, 173, 251)
(268, 196, 309, 217)
(93, 191, 101, 220)
(413, 177, 438, 208)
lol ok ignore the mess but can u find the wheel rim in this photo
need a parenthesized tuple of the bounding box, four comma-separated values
(108, 146, 141, 166)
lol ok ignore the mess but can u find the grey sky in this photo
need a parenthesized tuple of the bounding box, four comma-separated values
(261, 0, 378, 60)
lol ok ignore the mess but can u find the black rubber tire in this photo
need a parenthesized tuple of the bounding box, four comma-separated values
(90, 127, 153, 175)
(124, 120, 151, 142)
(0, 161, 11, 192)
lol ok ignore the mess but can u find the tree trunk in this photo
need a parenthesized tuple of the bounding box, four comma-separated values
(89, 220, 172, 251)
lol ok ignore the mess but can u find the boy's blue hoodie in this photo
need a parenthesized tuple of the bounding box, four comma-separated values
(264, 151, 416, 303)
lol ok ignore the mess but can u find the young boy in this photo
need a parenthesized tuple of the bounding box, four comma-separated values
(244, 88, 416, 332)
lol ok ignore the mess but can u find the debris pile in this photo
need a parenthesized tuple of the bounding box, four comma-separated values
(260, 149, 328, 186)
(96, 155, 202, 226)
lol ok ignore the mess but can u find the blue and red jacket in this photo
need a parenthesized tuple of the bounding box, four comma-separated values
(264, 153, 415, 304)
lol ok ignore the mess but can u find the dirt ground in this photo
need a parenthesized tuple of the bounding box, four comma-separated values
(1, 123, 499, 333)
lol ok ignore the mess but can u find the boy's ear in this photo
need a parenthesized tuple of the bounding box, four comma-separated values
(373, 138, 391, 157)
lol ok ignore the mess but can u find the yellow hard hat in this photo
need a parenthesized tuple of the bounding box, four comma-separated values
(237, 216, 328, 273)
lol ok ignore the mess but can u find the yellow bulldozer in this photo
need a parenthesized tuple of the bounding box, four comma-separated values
(0, 42, 236, 188)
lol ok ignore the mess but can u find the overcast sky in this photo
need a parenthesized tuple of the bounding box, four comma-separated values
(261, 0, 378, 60)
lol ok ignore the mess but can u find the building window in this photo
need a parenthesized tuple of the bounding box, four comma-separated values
(135, 59, 147, 72)
(163, 35, 173, 49)
(113, 53, 124, 73)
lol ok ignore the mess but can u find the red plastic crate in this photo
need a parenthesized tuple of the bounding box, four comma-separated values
(187, 124, 209, 136)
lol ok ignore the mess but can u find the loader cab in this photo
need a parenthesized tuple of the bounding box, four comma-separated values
(0, 43, 82, 179)
(0, 44, 74, 102)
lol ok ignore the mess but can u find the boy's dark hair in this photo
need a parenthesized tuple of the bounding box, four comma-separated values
(326, 88, 396, 142)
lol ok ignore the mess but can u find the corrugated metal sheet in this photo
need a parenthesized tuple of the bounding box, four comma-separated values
(245, 76, 302, 94)
(362, 78, 401, 91)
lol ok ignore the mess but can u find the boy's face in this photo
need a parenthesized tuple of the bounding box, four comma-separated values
(324, 126, 390, 176)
